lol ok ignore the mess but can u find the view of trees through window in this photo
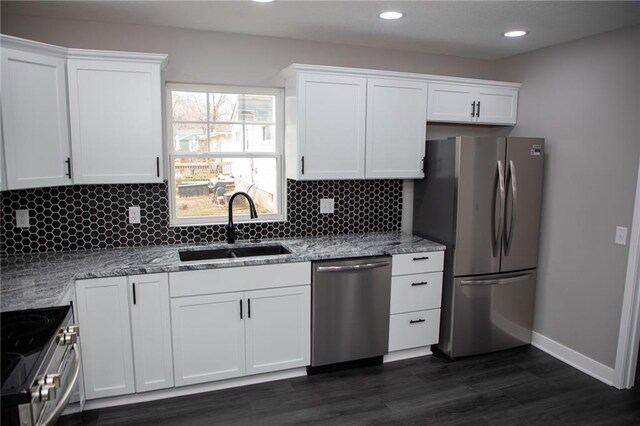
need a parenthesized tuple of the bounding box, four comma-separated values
(169, 87, 281, 224)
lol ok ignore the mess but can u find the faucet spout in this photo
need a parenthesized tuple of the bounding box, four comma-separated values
(227, 191, 258, 244)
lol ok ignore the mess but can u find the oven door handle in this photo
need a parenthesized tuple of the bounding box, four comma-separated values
(36, 342, 82, 426)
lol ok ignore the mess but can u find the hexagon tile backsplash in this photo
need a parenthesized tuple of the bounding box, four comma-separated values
(0, 179, 402, 255)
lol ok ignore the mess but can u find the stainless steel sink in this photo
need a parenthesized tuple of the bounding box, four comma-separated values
(179, 244, 291, 262)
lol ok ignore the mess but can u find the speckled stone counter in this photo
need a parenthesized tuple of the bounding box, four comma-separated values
(0, 232, 445, 312)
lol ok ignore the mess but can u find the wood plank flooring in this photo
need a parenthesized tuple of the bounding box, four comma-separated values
(58, 346, 640, 425)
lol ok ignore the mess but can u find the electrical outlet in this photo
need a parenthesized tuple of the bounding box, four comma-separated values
(129, 206, 141, 224)
(15, 209, 29, 228)
(320, 198, 335, 214)
(615, 226, 628, 246)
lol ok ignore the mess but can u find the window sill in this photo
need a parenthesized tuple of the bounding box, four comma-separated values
(169, 216, 287, 228)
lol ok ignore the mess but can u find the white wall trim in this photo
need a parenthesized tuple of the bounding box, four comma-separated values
(613, 153, 640, 389)
(73, 367, 307, 412)
(383, 346, 432, 363)
(532, 332, 614, 386)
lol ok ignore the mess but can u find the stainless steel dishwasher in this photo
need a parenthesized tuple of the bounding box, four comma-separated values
(311, 256, 392, 369)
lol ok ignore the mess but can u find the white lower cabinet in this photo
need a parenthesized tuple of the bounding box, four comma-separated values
(128, 273, 174, 392)
(388, 251, 445, 355)
(245, 286, 311, 375)
(171, 292, 246, 387)
(389, 309, 441, 352)
(171, 285, 311, 387)
(76, 273, 173, 399)
(169, 263, 311, 387)
(75, 277, 135, 400)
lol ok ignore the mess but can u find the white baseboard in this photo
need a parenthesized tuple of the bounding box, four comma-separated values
(383, 346, 432, 363)
(76, 368, 307, 412)
(531, 331, 614, 386)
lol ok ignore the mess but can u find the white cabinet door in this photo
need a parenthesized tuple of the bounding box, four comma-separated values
(67, 59, 163, 184)
(75, 277, 135, 400)
(128, 273, 174, 393)
(171, 292, 246, 387)
(244, 286, 310, 375)
(297, 73, 366, 179)
(366, 78, 427, 178)
(427, 83, 475, 123)
(1, 48, 71, 189)
(475, 87, 518, 125)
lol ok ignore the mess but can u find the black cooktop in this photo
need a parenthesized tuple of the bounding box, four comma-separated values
(1, 305, 71, 406)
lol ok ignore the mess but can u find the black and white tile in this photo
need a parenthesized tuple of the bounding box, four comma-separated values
(0, 179, 402, 255)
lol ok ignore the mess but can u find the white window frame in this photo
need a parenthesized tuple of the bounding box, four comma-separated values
(166, 83, 285, 226)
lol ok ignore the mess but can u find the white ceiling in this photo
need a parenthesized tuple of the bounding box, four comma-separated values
(3, 1, 640, 60)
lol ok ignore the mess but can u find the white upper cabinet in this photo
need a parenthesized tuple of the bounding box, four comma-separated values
(1, 44, 72, 189)
(67, 54, 165, 184)
(283, 65, 520, 180)
(287, 72, 367, 180)
(474, 86, 519, 125)
(366, 78, 427, 178)
(427, 82, 518, 125)
(0, 35, 168, 188)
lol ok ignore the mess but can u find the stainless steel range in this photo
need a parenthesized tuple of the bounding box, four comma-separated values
(1, 306, 81, 426)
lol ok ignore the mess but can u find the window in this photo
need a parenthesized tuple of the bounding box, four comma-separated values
(167, 84, 284, 225)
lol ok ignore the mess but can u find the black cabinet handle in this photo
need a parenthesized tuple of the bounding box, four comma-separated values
(477, 101, 481, 117)
(471, 101, 476, 118)
(240, 300, 243, 319)
(132, 283, 136, 305)
(413, 256, 429, 261)
(410, 319, 426, 324)
(156, 157, 160, 177)
(411, 281, 429, 286)
(248, 298, 251, 318)
(65, 157, 72, 179)
(301, 156, 305, 175)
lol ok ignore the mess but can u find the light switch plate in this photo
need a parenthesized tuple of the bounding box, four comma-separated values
(129, 206, 141, 224)
(615, 226, 628, 246)
(320, 198, 335, 214)
(15, 209, 29, 228)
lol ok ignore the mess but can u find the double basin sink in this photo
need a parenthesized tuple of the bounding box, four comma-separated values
(179, 244, 291, 262)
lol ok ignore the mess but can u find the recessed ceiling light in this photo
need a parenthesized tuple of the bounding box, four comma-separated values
(378, 11, 405, 20)
(252, 0, 275, 3)
(503, 30, 528, 38)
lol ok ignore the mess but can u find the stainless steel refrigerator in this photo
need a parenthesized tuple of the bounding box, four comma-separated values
(413, 136, 544, 358)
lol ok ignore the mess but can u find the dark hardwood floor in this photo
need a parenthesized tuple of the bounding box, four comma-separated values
(58, 346, 640, 425)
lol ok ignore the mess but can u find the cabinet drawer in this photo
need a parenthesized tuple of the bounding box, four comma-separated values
(390, 272, 443, 314)
(388, 309, 440, 352)
(392, 251, 444, 275)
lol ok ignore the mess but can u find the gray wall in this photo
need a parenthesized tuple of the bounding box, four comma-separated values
(0, 14, 496, 86)
(495, 25, 640, 367)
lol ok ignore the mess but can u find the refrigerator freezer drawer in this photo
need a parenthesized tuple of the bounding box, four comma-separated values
(390, 272, 443, 314)
(389, 309, 440, 352)
(448, 270, 536, 358)
(392, 251, 444, 276)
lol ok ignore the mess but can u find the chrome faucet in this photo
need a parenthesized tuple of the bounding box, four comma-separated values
(226, 191, 258, 244)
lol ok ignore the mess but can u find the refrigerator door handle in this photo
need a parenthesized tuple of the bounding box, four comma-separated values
(493, 161, 506, 257)
(505, 160, 518, 256)
(460, 273, 533, 286)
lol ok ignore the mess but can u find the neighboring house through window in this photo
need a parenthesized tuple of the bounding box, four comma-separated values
(167, 84, 284, 225)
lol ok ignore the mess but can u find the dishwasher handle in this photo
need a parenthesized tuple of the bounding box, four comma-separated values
(316, 261, 391, 273)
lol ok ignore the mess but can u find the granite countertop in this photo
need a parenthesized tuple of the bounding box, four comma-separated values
(0, 232, 445, 312)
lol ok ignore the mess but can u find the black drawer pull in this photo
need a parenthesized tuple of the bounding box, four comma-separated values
(410, 319, 426, 324)
(240, 300, 243, 319)
(132, 283, 136, 305)
(411, 281, 429, 286)
(413, 256, 429, 261)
